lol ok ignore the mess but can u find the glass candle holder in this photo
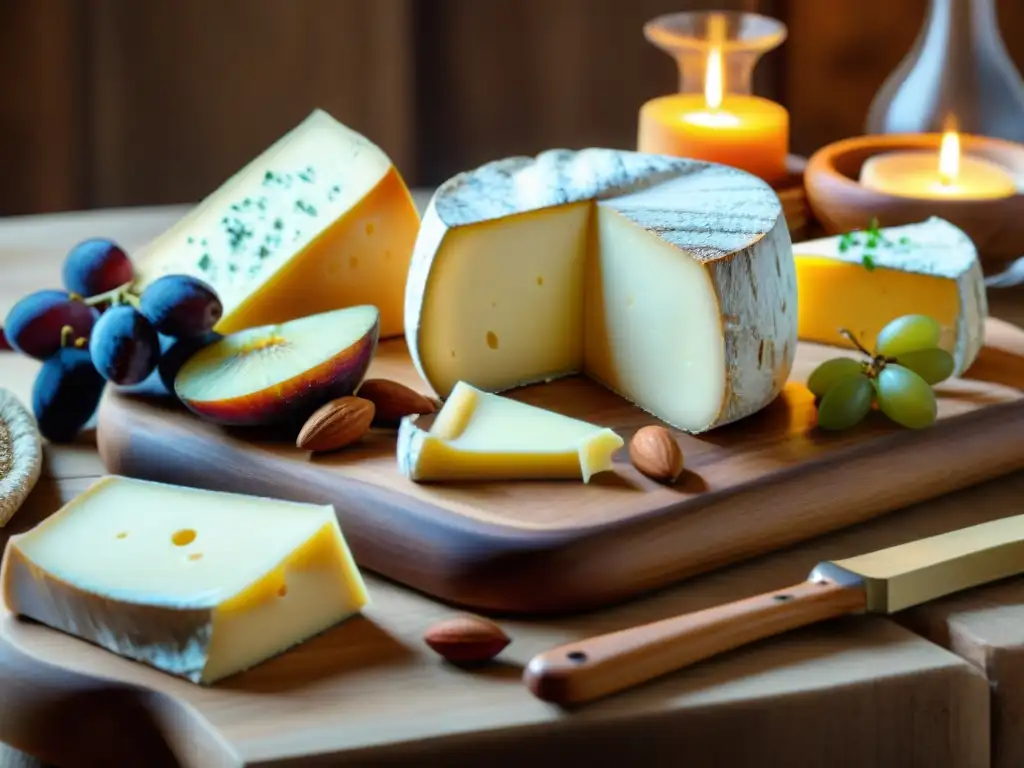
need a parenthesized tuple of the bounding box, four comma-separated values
(866, 0, 1024, 144)
(638, 11, 790, 184)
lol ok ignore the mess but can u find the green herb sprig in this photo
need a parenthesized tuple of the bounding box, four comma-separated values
(837, 217, 913, 271)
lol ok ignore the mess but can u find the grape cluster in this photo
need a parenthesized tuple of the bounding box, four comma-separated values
(808, 314, 955, 432)
(2, 239, 223, 443)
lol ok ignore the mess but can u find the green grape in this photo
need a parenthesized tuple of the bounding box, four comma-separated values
(875, 314, 941, 357)
(895, 347, 955, 385)
(876, 364, 937, 428)
(816, 373, 874, 431)
(807, 357, 865, 398)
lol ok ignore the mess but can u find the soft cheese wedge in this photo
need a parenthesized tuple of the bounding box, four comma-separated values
(397, 381, 624, 482)
(405, 149, 797, 433)
(134, 109, 420, 338)
(1, 476, 369, 684)
(793, 217, 987, 375)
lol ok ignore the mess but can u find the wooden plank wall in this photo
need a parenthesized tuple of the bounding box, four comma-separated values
(0, 0, 1022, 215)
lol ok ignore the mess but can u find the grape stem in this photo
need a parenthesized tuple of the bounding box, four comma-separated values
(839, 327, 897, 379)
(79, 281, 138, 307)
(839, 328, 873, 358)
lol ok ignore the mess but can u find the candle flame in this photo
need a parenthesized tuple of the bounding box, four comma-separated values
(938, 130, 960, 186)
(704, 13, 727, 111)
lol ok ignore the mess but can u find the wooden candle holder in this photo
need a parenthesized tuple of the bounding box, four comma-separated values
(804, 133, 1024, 273)
(773, 154, 810, 241)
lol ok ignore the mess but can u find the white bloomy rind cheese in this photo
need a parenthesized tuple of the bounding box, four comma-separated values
(793, 217, 987, 376)
(134, 109, 420, 338)
(397, 381, 624, 483)
(1, 476, 369, 685)
(404, 149, 797, 434)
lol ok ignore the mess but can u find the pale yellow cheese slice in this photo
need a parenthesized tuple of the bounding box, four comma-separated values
(397, 381, 624, 483)
(1, 476, 369, 684)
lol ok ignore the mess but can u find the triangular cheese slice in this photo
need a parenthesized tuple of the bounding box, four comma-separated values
(397, 381, 624, 483)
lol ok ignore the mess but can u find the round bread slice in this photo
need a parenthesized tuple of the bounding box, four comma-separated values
(0, 389, 43, 527)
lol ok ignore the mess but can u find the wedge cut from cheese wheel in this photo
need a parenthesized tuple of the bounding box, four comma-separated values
(404, 149, 797, 433)
(134, 109, 420, 338)
(793, 217, 987, 375)
(1, 475, 369, 684)
(397, 381, 624, 483)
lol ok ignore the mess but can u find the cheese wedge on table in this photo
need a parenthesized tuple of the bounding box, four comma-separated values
(793, 217, 987, 375)
(134, 109, 420, 338)
(397, 381, 624, 482)
(405, 149, 797, 434)
(1, 476, 368, 684)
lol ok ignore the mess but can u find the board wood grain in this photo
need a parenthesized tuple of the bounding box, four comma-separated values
(96, 319, 1024, 615)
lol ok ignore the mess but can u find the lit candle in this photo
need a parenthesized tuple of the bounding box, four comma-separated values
(637, 39, 789, 183)
(859, 130, 1017, 200)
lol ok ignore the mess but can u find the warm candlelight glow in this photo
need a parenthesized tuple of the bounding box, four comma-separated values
(938, 130, 960, 187)
(637, 10, 790, 183)
(859, 131, 1017, 201)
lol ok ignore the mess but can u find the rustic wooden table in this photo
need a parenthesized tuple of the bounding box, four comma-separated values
(0, 205, 1022, 767)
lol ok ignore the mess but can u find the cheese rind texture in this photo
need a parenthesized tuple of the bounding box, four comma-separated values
(404, 149, 796, 433)
(0, 476, 368, 684)
(397, 381, 624, 482)
(793, 217, 987, 375)
(134, 109, 419, 338)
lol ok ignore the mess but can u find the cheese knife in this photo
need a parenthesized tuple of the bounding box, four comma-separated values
(524, 513, 1024, 705)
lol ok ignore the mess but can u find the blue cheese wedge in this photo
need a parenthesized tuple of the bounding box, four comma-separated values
(134, 109, 420, 338)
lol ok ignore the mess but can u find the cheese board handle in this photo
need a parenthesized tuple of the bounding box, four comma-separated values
(523, 577, 867, 706)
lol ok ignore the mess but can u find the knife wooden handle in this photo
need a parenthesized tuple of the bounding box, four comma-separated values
(523, 578, 867, 706)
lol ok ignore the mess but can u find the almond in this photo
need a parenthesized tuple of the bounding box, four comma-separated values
(296, 396, 375, 452)
(423, 615, 511, 665)
(629, 425, 684, 483)
(357, 378, 439, 427)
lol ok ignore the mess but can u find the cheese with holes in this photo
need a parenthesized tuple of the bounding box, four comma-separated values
(398, 381, 624, 482)
(135, 109, 419, 338)
(405, 150, 797, 433)
(793, 217, 987, 375)
(0, 475, 368, 684)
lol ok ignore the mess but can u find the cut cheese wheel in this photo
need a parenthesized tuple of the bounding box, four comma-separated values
(134, 109, 420, 338)
(1, 476, 368, 684)
(397, 381, 624, 483)
(793, 217, 987, 375)
(405, 149, 797, 433)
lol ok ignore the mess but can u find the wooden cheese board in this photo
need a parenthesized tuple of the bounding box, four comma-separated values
(97, 319, 1024, 615)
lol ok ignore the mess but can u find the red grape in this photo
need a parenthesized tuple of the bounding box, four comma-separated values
(4, 290, 99, 360)
(63, 239, 134, 297)
(89, 305, 160, 385)
(0, 327, 10, 351)
(32, 346, 106, 443)
(140, 274, 222, 338)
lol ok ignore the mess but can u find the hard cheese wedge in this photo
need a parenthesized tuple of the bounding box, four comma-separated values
(405, 149, 796, 433)
(793, 217, 987, 375)
(397, 381, 624, 482)
(0, 476, 369, 684)
(134, 109, 420, 338)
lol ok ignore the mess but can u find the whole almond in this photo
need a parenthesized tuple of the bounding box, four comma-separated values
(629, 425, 684, 483)
(423, 615, 511, 665)
(357, 378, 439, 426)
(296, 396, 375, 452)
